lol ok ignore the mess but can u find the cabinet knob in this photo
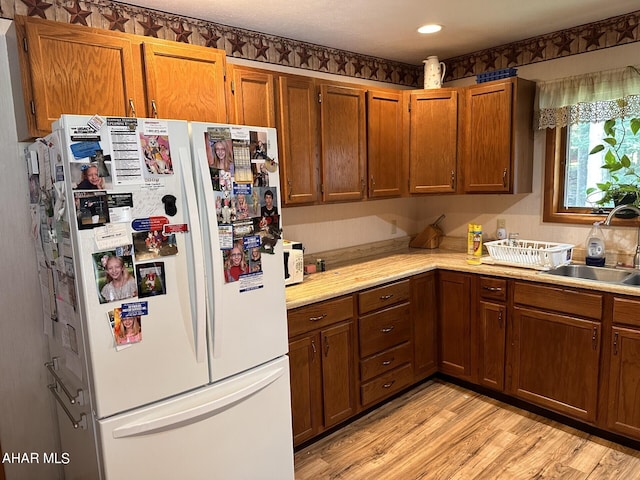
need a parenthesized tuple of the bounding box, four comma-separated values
(381, 357, 395, 366)
(502, 168, 508, 187)
(151, 99, 158, 119)
(382, 380, 396, 389)
(309, 314, 327, 322)
(128, 99, 137, 117)
(380, 326, 395, 334)
(379, 294, 394, 300)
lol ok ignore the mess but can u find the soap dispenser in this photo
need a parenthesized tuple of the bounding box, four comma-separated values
(585, 222, 606, 267)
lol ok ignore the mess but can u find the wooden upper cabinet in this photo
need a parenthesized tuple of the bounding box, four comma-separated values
(17, 16, 142, 137)
(407, 89, 458, 194)
(366, 89, 405, 198)
(461, 78, 535, 193)
(142, 42, 226, 122)
(319, 83, 367, 202)
(227, 66, 276, 127)
(277, 75, 320, 205)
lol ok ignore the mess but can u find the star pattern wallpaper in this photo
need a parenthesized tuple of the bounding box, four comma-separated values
(1, 0, 639, 86)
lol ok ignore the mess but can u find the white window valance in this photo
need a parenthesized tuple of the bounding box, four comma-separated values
(536, 65, 640, 129)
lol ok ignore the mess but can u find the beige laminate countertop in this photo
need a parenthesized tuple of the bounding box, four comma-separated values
(285, 248, 640, 309)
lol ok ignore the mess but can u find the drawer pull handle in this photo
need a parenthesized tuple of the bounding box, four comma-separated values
(380, 294, 394, 300)
(380, 326, 395, 334)
(382, 357, 394, 366)
(309, 314, 327, 322)
(383, 380, 396, 389)
(483, 286, 503, 292)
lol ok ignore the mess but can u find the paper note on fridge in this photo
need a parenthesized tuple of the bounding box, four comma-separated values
(94, 224, 130, 250)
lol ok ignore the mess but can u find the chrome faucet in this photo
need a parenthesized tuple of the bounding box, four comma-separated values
(604, 204, 640, 269)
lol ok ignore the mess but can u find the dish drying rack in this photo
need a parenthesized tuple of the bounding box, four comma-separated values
(483, 239, 574, 270)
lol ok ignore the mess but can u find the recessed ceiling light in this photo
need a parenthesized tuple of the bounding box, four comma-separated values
(418, 24, 443, 34)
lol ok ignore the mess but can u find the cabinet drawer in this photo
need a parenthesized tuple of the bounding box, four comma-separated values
(358, 280, 410, 315)
(360, 341, 412, 382)
(479, 277, 507, 302)
(360, 363, 413, 407)
(288, 296, 353, 338)
(359, 303, 410, 357)
(613, 297, 640, 328)
(513, 282, 602, 320)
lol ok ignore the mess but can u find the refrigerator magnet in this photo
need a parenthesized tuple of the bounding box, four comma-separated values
(92, 247, 137, 304)
(74, 191, 110, 229)
(136, 263, 167, 298)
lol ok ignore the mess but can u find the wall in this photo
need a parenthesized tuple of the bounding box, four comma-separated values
(0, 19, 62, 480)
(282, 41, 640, 260)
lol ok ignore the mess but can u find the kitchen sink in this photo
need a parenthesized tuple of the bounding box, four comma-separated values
(622, 273, 640, 286)
(543, 264, 634, 284)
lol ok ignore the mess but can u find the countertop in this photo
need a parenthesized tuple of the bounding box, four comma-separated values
(285, 248, 640, 309)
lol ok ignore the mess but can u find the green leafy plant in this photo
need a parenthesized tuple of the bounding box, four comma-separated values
(586, 115, 640, 208)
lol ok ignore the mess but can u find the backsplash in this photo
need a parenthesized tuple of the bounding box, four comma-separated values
(1, 0, 638, 83)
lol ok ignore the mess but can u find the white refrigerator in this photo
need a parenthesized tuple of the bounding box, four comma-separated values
(28, 114, 294, 479)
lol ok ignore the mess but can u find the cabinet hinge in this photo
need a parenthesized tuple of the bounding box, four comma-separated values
(223, 66, 226, 81)
(318, 93, 322, 104)
(408, 102, 411, 113)
(230, 80, 235, 95)
(30, 100, 36, 115)
(23, 37, 28, 52)
(320, 183, 324, 193)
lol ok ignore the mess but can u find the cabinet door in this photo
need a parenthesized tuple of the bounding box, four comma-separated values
(320, 84, 367, 202)
(607, 327, 640, 439)
(511, 306, 600, 422)
(288, 335, 322, 446)
(19, 17, 141, 137)
(277, 75, 319, 205)
(478, 301, 506, 391)
(411, 272, 437, 380)
(142, 42, 227, 122)
(438, 271, 472, 379)
(366, 89, 404, 197)
(228, 66, 276, 127)
(408, 90, 458, 193)
(462, 81, 512, 193)
(321, 322, 356, 428)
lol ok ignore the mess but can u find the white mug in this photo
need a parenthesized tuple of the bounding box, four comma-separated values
(423, 56, 446, 89)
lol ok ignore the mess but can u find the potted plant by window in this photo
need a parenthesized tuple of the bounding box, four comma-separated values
(586, 115, 640, 217)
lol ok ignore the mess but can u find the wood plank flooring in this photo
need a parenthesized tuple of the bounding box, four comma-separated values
(294, 379, 640, 480)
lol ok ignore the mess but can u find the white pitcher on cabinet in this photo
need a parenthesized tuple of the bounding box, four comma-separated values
(423, 56, 446, 89)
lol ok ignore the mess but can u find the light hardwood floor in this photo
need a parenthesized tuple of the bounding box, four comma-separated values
(294, 379, 640, 479)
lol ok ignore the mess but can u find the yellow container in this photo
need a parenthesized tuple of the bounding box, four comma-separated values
(473, 224, 483, 257)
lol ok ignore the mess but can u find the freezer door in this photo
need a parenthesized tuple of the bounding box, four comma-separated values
(97, 356, 294, 480)
(189, 123, 289, 382)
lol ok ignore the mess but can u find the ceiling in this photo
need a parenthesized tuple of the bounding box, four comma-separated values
(122, 0, 639, 65)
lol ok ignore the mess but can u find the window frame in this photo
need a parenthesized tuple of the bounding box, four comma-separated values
(543, 127, 638, 226)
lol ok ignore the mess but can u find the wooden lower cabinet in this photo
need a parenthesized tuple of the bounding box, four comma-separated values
(606, 297, 640, 439)
(289, 273, 640, 447)
(288, 335, 322, 445)
(288, 296, 356, 446)
(411, 272, 437, 381)
(511, 306, 601, 423)
(438, 271, 472, 380)
(321, 322, 357, 427)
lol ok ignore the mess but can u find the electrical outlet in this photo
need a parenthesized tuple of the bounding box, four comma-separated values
(391, 219, 397, 234)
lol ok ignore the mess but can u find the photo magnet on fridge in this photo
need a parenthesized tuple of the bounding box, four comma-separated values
(92, 246, 137, 304)
(136, 262, 167, 298)
(74, 191, 110, 229)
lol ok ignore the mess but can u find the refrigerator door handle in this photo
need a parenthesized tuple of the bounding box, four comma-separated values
(196, 147, 225, 358)
(179, 146, 207, 363)
(111, 365, 286, 439)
